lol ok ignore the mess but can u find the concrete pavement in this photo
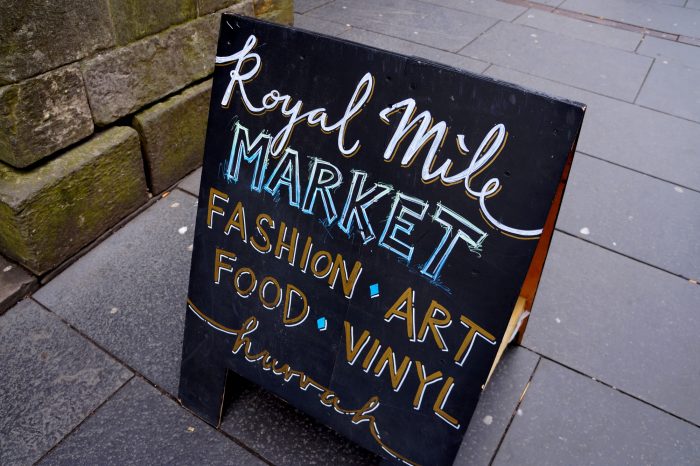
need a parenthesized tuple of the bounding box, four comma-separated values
(2, 0, 699, 464)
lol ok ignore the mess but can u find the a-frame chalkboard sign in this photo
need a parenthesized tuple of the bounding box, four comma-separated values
(179, 14, 585, 466)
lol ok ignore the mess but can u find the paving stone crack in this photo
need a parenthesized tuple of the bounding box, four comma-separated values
(488, 356, 542, 465)
(633, 57, 656, 104)
(31, 373, 135, 466)
(525, 352, 700, 430)
(577, 150, 700, 196)
(554, 229, 700, 284)
(28, 297, 276, 466)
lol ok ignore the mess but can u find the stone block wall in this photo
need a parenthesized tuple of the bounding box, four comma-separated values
(0, 0, 293, 281)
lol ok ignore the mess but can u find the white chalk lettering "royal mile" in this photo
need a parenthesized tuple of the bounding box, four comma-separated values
(215, 34, 543, 238)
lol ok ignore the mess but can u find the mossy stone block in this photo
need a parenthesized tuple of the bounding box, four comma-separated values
(133, 80, 212, 194)
(253, 0, 293, 25)
(82, 1, 254, 126)
(197, 0, 244, 16)
(0, 256, 36, 315)
(82, 13, 219, 126)
(0, 127, 148, 275)
(221, 1, 256, 16)
(109, 0, 197, 45)
(0, 65, 94, 168)
(0, 0, 115, 84)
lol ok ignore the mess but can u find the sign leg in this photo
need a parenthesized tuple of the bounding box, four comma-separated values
(178, 311, 229, 427)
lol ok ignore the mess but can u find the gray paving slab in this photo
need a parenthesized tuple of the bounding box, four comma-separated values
(414, 0, 527, 21)
(637, 35, 700, 69)
(177, 166, 202, 196)
(39, 378, 264, 466)
(688, 0, 700, 10)
(34, 190, 197, 396)
(515, 9, 642, 51)
(461, 21, 652, 101)
(221, 380, 380, 465)
(339, 28, 490, 74)
(0, 300, 132, 466)
(294, 12, 351, 36)
(650, 0, 687, 5)
(636, 61, 700, 122)
(560, 0, 700, 37)
(493, 359, 700, 466)
(523, 232, 700, 425)
(485, 66, 700, 191)
(678, 35, 700, 46)
(636, 0, 686, 5)
(295, 0, 334, 14)
(455, 346, 540, 466)
(557, 153, 700, 280)
(307, 0, 498, 52)
(0, 255, 36, 314)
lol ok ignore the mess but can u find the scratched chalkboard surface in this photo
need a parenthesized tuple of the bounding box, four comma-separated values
(179, 14, 584, 466)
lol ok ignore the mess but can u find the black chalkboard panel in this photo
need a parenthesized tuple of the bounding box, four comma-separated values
(179, 14, 584, 466)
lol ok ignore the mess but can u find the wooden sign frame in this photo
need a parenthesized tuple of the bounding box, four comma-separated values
(179, 14, 585, 465)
